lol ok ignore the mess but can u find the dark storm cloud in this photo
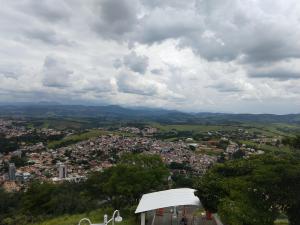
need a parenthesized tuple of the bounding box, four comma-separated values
(12, 0, 296, 68)
(88, 0, 300, 65)
(238, 24, 300, 65)
(248, 69, 300, 81)
(93, 0, 139, 40)
(177, 4, 300, 64)
(91, 0, 300, 65)
(134, 8, 199, 45)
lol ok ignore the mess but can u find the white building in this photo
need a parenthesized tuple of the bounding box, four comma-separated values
(8, 163, 16, 181)
(58, 163, 67, 179)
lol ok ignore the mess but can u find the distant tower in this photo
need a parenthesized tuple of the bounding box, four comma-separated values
(8, 163, 16, 181)
(58, 163, 67, 179)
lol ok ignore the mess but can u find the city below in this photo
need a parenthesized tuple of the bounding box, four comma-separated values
(0, 117, 282, 191)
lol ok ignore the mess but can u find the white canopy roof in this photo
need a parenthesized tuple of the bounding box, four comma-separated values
(135, 188, 201, 214)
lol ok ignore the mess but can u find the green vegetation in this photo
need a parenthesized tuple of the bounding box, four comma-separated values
(0, 131, 63, 153)
(9, 155, 27, 167)
(169, 161, 192, 171)
(171, 174, 194, 188)
(239, 140, 292, 153)
(0, 153, 167, 225)
(24, 118, 94, 130)
(196, 147, 223, 156)
(283, 136, 300, 149)
(195, 152, 300, 225)
(47, 129, 134, 149)
(47, 129, 109, 149)
(274, 219, 290, 225)
(0, 134, 19, 153)
(100, 153, 168, 208)
(153, 123, 228, 132)
(30, 208, 136, 225)
(1, 111, 300, 225)
(153, 123, 299, 140)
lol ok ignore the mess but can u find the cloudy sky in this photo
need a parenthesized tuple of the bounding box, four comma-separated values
(1, 0, 300, 114)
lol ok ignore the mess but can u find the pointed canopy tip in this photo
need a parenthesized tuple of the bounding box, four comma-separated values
(135, 188, 201, 214)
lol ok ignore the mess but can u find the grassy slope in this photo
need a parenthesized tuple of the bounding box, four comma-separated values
(30, 209, 137, 225)
(47, 129, 135, 149)
(240, 140, 292, 153)
(152, 123, 300, 137)
(274, 219, 289, 225)
(26, 118, 92, 130)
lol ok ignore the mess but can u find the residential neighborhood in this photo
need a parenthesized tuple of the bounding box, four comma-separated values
(0, 119, 270, 193)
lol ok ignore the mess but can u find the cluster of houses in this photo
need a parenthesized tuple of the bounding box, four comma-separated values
(0, 120, 279, 192)
(0, 132, 219, 191)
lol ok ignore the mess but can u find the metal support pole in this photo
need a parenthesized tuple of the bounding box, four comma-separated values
(141, 212, 145, 225)
(104, 214, 108, 224)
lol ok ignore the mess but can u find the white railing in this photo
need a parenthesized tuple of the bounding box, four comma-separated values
(78, 210, 122, 225)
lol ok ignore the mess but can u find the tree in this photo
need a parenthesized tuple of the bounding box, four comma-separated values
(0, 134, 19, 153)
(21, 182, 95, 217)
(282, 136, 300, 150)
(171, 174, 193, 188)
(217, 139, 229, 150)
(101, 153, 168, 208)
(0, 188, 22, 223)
(195, 152, 300, 225)
(9, 155, 27, 167)
(232, 149, 245, 159)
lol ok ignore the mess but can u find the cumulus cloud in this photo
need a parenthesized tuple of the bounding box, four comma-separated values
(116, 71, 183, 100)
(92, 0, 139, 40)
(42, 56, 73, 88)
(131, 0, 300, 65)
(117, 72, 158, 96)
(0, 63, 23, 79)
(23, 28, 71, 46)
(0, 0, 300, 113)
(248, 69, 300, 80)
(113, 59, 123, 69)
(134, 7, 199, 44)
(140, 0, 189, 9)
(79, 77, 113, 93)
(113, 52, 149, 74)
(123, 52, 149, 74)
(209, 82, 243, 93)
(19, 0, 71, 22)
(151, 68, 163, 75)
(208, 78, 254, 93)
(89, 0, 300, 66)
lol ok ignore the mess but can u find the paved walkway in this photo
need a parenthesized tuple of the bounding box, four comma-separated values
(145, 206, 217, 225)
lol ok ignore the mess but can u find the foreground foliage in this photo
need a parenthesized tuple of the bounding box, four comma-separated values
(29, 208, 137, 225)
(195, 152, 300, 225)
(0, 153, 167, 225)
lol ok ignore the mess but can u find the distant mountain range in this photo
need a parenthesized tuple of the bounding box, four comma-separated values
(0, 104, 299, 124)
